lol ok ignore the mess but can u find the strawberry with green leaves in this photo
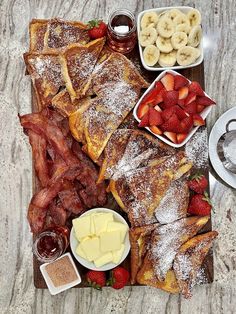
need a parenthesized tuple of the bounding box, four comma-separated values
(87, 20, 107, 39)
(86, 270, 106, 290)
(188, 192, 212, 216)
(107, 266, 130, 289)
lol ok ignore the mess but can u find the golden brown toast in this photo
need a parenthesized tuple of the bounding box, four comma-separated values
(129, 224, 159, 284)
(29, 19, 48, 52)
(51, 89, 80, 117)
(148, 216, 210, 281)
(43, 18, 90, 51)
(98, 129, 175, 183)
(173, 231, 218, 298)
(154, 177, 189, 224)
(60, 38, 106, 99)
(24, 52, 64, 109)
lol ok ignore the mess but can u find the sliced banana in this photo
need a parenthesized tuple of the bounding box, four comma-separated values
(187, 9, 201, 27)
(157, 16, 175, 38)
(188, 25, 202, 47)
(173, 14, 190, 29)
(158, 50, 177, 67)
(143, 45, 160, 66)
(176, 46, 197, 66)
(193, 47, 201, 59)
(171, 32, 188, 50)
(176, 23, 191, 34)
(167, 9, 183, 22)
(141, 12, 159, 29)
(156, 36, 173, 53)
(139, 27, 157, 47)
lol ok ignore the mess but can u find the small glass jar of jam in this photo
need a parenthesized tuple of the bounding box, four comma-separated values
(33, 226, 69, 263)
(107, 9, 137, 54)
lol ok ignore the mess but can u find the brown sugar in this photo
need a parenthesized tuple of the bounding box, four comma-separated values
(45, 255, 78, 287)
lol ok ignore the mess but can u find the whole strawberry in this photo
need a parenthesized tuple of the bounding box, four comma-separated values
(87, 19, 107, 39)
(188, 192, 212, 216)
(86, 270, 106, 290)
(188, 173, 208, 194)
(107, 266, 130, 289)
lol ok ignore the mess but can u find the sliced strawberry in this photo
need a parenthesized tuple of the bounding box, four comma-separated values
(163, 90, 179, 108)
(149, 125, 163, 135)
(174, 75, 189, 90)
(175, 106, 189, 120)
(155, 89, 165, 105)
(137, 103, 149, 119)
(193, 114, 205, 126)
(180, 116, 193, 132)
(161, 106, 176, 121)
(161, 113, 182, 133)
(185, 101, 197, 115)
(177, 98, 185, 108)
(189, 81, 205, 96)
(164, 131, 177, 143)
(177, 133, 188, 144)
(196, 95, 216, 106)
(178, 86, 189, 100)
(185, 92, 197, 106)
(149, 107, 163, 126)
(161, 73, 175, 91)
(197, 104, 205, 113)
(154, 104, 162, 112)
(138, 111, 149, 127)
(154, 81, 164, 92)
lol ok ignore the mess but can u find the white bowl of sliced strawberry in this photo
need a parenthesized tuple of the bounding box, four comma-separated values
(133, 70, 216, 147)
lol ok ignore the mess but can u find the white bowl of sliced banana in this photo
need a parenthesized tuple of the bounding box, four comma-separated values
(138, 7, 203, 71)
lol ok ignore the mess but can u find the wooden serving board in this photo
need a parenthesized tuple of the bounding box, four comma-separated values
(32, 45, 213, 289)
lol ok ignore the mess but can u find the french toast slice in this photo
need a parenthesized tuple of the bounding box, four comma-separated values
(173, 231, 218, 298)
(149, 216, 210, 281)
(29, 19, 48, 52)
(129, 224, 159, 284)
(51, 89, 80, 117)
(60, 38, 105, 99)
(24, 52, 64, 109)
(43, 18, 90, 51)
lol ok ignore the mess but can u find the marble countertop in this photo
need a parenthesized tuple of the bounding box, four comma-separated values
(0, 0, 235, 313)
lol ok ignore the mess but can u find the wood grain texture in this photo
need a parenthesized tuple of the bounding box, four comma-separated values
(0, 0, 236, 313)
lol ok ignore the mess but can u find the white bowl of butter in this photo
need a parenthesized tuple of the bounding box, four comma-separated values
(70, 208, 130, 271)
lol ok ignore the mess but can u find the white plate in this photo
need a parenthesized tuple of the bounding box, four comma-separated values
(40, 253, 81, 295)
(209, 107, 236, 189)
(133, 69, 214, 148)
(70, 208, 130, 271)
(137, 6, 204, 71)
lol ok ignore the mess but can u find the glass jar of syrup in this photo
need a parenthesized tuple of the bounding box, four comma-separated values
(33, 225, 69, 263)
(107, 9, 137, 54)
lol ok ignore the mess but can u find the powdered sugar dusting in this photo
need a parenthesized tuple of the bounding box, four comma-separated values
(185, 128, 208, 168)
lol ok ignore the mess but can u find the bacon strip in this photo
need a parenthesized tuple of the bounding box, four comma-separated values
(28, 130, 50, 187)
(48, 199, 67, 226)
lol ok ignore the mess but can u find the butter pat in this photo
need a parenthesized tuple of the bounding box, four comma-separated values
(73, 216, 91, 240)
(107, 221, 128, 242)
(100, 230, 121, 253)
(94, 252, 113, 267)
(76, 244, 87, 260)
(93, 213, 114, 235)
(80, 237, 102, 261)
(112, 244, 125, 264)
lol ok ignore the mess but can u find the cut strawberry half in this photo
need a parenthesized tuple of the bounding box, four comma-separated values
(163, 90, 179, 108)
(164, 131, 177, 143)
(154, 81, 164, 92)
(175, 106, 189, 120)
(180, 116, 193, 132)
(174, 75, 189, 90)
(177, 99, 185, 108)
(197, 104, 205, 113)
(178, 86, 189, 100)
(155, 89, 165, 105)
(161, 113, 182, 133)
(138, 111, 149, 127)
(154, 104, 162, 112)
(149, 107, 163, 126)
(149, 125, 163, 135)
(177, 133, 188, 144)
(188, 81, 205, 96)
(193, 114, 205, 126)
(137, 103, 149, 119)
(161, 106, 176, 121)
(185, 92, 197, 106)
(161, 73, 174, 91)
(185, 101, 197, 115)
(196, 95, 216, 106)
